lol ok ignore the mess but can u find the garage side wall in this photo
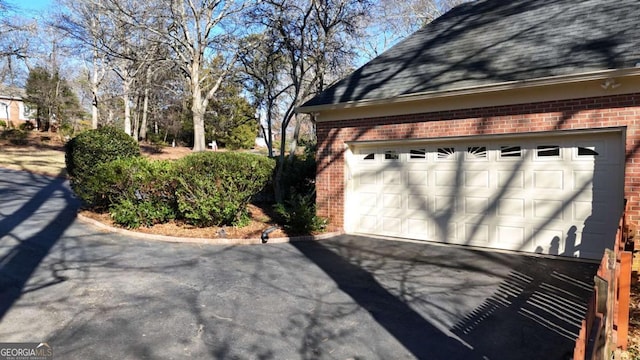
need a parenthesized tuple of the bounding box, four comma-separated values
(316, 93, 640, 231)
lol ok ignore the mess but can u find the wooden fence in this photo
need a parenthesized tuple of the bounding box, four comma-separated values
(573, 208, 632, 360)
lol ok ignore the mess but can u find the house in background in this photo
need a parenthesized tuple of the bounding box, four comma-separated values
(299, 0, 640, 260)
(0, 88, 35, 128)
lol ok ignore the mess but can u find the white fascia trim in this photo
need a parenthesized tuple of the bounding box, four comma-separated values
(345, 127, 625, 148)
(297, 68, 640, 114)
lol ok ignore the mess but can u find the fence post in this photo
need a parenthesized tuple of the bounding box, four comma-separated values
(617, 251, 632, 349)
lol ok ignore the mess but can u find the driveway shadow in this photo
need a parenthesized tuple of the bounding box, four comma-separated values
(0, 169, 80, 320)
(292, 235, 597, 360)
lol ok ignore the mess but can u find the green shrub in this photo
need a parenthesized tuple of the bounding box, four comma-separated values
(174, 151, 275, 227)
(65, 126, 140, 207)
(18, 122, 34, 131)
(147, 132, 168, 146)
(277, 153, 317, 201)
(0, 120, 6, 128)
(91, 157, 177, 226)
(274, 192, 327, 234)
(224, 123, 256, 150)
(110, 198, 175, 229)
(1, 128, 28, 145)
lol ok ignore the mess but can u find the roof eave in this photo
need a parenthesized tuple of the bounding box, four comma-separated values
(296, 67, 640, 114)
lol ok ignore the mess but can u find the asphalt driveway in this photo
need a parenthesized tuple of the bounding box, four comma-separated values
(0, 168, 597, 359)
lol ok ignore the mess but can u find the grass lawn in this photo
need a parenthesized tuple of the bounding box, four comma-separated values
(0, 145, 67, 177)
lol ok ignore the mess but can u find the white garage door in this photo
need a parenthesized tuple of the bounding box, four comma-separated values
(347, 131, 624, 259)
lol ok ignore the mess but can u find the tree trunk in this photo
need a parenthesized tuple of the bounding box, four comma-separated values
(91, 95, 99, 129)
(132, 98, 140, 140)
(140, 82, 149, 140)
(123, 78, 132, 136)
(288, 114, 302, 161)
(192, 104, 206, 151)
(266, 100, 274, 158)
(91, 48, 100, 129)
(190, 59, 207, 152)
(274, 123, 289, 203)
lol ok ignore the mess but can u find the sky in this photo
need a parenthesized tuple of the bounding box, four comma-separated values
(6, 0, 52, 15)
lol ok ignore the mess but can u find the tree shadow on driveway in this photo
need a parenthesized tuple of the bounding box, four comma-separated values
(291, 235, 597, 360)
(0, 168, 80, 320)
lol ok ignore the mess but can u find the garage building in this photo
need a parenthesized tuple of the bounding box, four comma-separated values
(298, 0, 640, 259)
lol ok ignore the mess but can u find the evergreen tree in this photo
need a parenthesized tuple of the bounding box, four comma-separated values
(25, 66, 82, 131)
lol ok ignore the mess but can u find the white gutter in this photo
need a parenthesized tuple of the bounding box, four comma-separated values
(296, 67, 640, 114)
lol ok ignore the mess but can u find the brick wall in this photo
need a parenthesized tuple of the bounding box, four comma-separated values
(0, 99, 25, 127)
(316, 93, 640, 230)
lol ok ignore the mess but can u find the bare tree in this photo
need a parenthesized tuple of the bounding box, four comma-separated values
(0, 1, 36, 85)
(102, 0, 248, 150)
(55, 0, 112, 129)
(250, 0, 369, 202)
(239, 32, 290, 157)
(359, 0, 471, 59)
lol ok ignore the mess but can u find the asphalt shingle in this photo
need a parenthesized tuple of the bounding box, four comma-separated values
(302, 0, 640, 108)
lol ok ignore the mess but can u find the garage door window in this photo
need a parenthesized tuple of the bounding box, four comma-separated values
(384, 150, 399, 160)
(409, 148, 428, 161)
(437, 147, 456, 160)
(537, 145, 560, 157)
(577, 146, 599, 156)
(466, 146, 487, 160)
(362, 153, 375, 161)
(500, 146, 522, 158)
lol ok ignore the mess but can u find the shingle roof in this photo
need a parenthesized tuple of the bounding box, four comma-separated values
(301, 0, 640, 109)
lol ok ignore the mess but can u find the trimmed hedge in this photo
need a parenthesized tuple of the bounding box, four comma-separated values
(174, 152, 275, 227)
(96, 157, 176, 228)
(70, 147, 275, 228)
(65, 126, 140, 208)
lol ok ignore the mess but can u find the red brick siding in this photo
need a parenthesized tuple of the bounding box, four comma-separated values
(0, 100, 21, 127)
(316, 93, 640, 229)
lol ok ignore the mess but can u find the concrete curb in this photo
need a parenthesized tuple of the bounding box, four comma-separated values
(77, 213, 343, 246)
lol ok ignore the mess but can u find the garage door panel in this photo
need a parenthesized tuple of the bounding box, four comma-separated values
(465, 196, 489, 215)
(578, 232, 607, 259)
(591, 169, 619, 192)
(533, 199, 565, 220)
(496, 225, 526, 248)
(436, 222, 457, 242)
(533, 228, 565, 255)
(497, 198, 525, 218)
(350, 132, 623, 259)
(435, 195, 457, 214)
(572, 201, 593, 223)
(408, 170, 428, 186)
(498, 170, 525, 189)
(407, 195, 430, 214)
(407, 218, 430, 239)
(358, 170, 378, 185)
(465, 170, 490, 188)
(358, 192, 378, 214)
(358, 215, 378, 232)
(435, 170, 458, 187)
(382, 216, 403, 234)
(383, 193, 402, 209)
(573, 170, 593, 184)
(574, 201, 612, 226)
(383, 171, 402, 185)
(465, 222, 489, 244)
(533, 171, 565, 190)
(573, 170, 603, 191)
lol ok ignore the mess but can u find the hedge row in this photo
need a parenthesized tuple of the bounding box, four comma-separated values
(66, 127, 275, 228)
